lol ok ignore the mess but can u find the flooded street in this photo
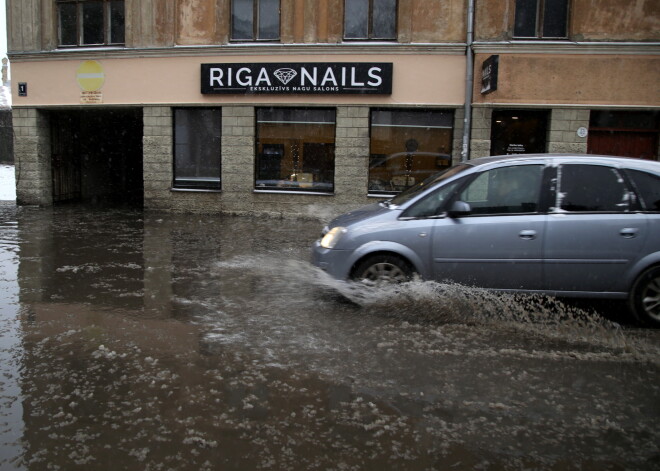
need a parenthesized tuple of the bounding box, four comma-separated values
(0, 203, 659, 470)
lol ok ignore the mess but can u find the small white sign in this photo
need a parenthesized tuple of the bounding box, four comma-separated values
(577, 127, 588, 138)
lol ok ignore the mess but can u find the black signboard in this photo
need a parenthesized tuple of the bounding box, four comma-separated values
(480, 55, 499, 95)
(201, 62, 392, 95)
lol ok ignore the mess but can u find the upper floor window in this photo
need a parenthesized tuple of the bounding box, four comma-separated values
(57, 0, 125, 47)
(513, 0, 569, 39)
(344, 0, 397, 40)
(231, 0, 280, 41)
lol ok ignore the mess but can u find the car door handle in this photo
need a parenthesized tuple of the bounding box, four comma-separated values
(519, 230, 537, 240)
(620, 228, 639, 239)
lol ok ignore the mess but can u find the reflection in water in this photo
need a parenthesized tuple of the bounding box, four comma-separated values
(0, 204, 24, 469)
(0, 205, 658, 470)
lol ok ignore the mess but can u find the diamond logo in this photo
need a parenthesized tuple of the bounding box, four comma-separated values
(273, 68, 297, 85)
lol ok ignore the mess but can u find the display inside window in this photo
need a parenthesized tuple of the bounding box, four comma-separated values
(368, 109, 453, 195)
(174, 108, 222, 190)
(256, 108, 335, 193)
(344, 0, 397, 40)
(232, 0, 280, 41)
(57, 0, 125, 47)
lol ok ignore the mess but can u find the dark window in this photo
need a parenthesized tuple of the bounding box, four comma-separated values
(57, 0, 125, 47)
(174, 108, 222, 190)
(490, 109, 549, 156)
(514, 0, 568, 39)
(255, 108, 335, 193)
(458, 165, 544, 215)
(557, 165, 630, 213)
(369, 109, 454, 195)
(231, 0, 280, 41)
(344, 0, 397, 40)
(626, 169, 660, 212)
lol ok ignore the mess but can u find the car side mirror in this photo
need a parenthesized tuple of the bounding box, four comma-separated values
(447, 200, 471, 218)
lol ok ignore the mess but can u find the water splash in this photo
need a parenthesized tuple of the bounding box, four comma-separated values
(214, 254, 657, 362)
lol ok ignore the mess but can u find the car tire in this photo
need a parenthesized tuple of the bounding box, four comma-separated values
(630, 265, 660, 328)
(352, 254, 413, 284)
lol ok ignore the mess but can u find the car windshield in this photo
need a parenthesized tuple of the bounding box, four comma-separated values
(389, 164, 471, 206)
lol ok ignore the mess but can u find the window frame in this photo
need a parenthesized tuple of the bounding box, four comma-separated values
(368, 108, 455, 197)
(625, 169, 660, 212)
(513, 0, 569, 40)
(454, 164, 546, 217)
(172, 107, 223, 192)
(254, 107, 336, 194)
(343, 0, 398, 41)
(554, 164, 633, 214)
(57, 0, 125, 48)
(230, 0, 281, 42)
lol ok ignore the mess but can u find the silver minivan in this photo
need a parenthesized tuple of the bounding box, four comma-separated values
(311, 154, 660, 327)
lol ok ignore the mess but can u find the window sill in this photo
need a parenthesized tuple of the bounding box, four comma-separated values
(171, 188, 222, 193)
(253, 189, 334, 196)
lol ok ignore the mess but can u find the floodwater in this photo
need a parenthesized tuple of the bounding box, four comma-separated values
(0, 203, 659, 470)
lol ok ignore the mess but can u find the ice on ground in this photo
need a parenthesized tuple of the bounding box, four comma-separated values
(0, 165, 16, 201)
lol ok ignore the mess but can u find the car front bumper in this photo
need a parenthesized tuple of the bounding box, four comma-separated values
(310, 240, 355, 280)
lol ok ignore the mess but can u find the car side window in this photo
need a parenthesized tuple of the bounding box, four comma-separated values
(457, 164, 544, 215)
(402, 179, 464, 218)
(557, 164, 630, 212)
(625, 169, 660, 212)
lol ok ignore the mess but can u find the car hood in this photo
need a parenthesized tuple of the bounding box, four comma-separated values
(329, 202, 394, 229)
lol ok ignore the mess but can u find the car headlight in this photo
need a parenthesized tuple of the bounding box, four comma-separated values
(320, 226, 347, 249)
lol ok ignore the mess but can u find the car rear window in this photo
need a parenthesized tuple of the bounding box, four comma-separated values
(626, 169, 660, 211)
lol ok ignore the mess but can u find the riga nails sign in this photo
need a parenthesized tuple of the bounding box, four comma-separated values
(201, 63, 392, 95)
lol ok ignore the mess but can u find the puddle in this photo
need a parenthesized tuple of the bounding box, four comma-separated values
(0, 206, 658, 470)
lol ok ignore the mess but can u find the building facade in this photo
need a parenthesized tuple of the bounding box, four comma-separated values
(7, 0, 660, 216)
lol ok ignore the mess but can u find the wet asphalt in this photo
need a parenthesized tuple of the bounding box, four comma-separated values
(0, 203, 658, 470)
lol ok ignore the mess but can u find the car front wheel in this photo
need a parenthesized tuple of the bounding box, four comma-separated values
(630, 266, 660, 328)
(352, 254, 413, 284)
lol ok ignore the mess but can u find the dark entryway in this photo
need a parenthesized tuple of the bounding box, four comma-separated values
(588, 110, 659, 160)
(490, 109, 549, 156)
(51, 108, 143, 206)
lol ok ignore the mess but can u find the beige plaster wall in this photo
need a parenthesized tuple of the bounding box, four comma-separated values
(11, 54, 466, 107)
(474, 0, 660, 41)
(473, 54, 660, 107)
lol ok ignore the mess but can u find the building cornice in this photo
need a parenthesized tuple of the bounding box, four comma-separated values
(8, 42, 467, 62)
(473, 102, 659, 109)
(472, 41, 660, 55)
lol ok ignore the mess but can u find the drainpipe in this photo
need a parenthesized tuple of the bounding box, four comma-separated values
(461, 0, 475, 162)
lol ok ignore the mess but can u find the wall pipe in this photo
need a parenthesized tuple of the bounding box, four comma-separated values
(461, 0, 475, 162)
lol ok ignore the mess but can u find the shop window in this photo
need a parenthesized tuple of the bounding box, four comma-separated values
(490, 110, 549, 156)
(255, 108, 335, 193)
(344, 0, 397, 40)
(173, 108, 222, 191)
(57, 0, 125, 47)
(368, 109, 454, 195)
(514, 0, 568, 39)
(231, 0, 280, 41)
